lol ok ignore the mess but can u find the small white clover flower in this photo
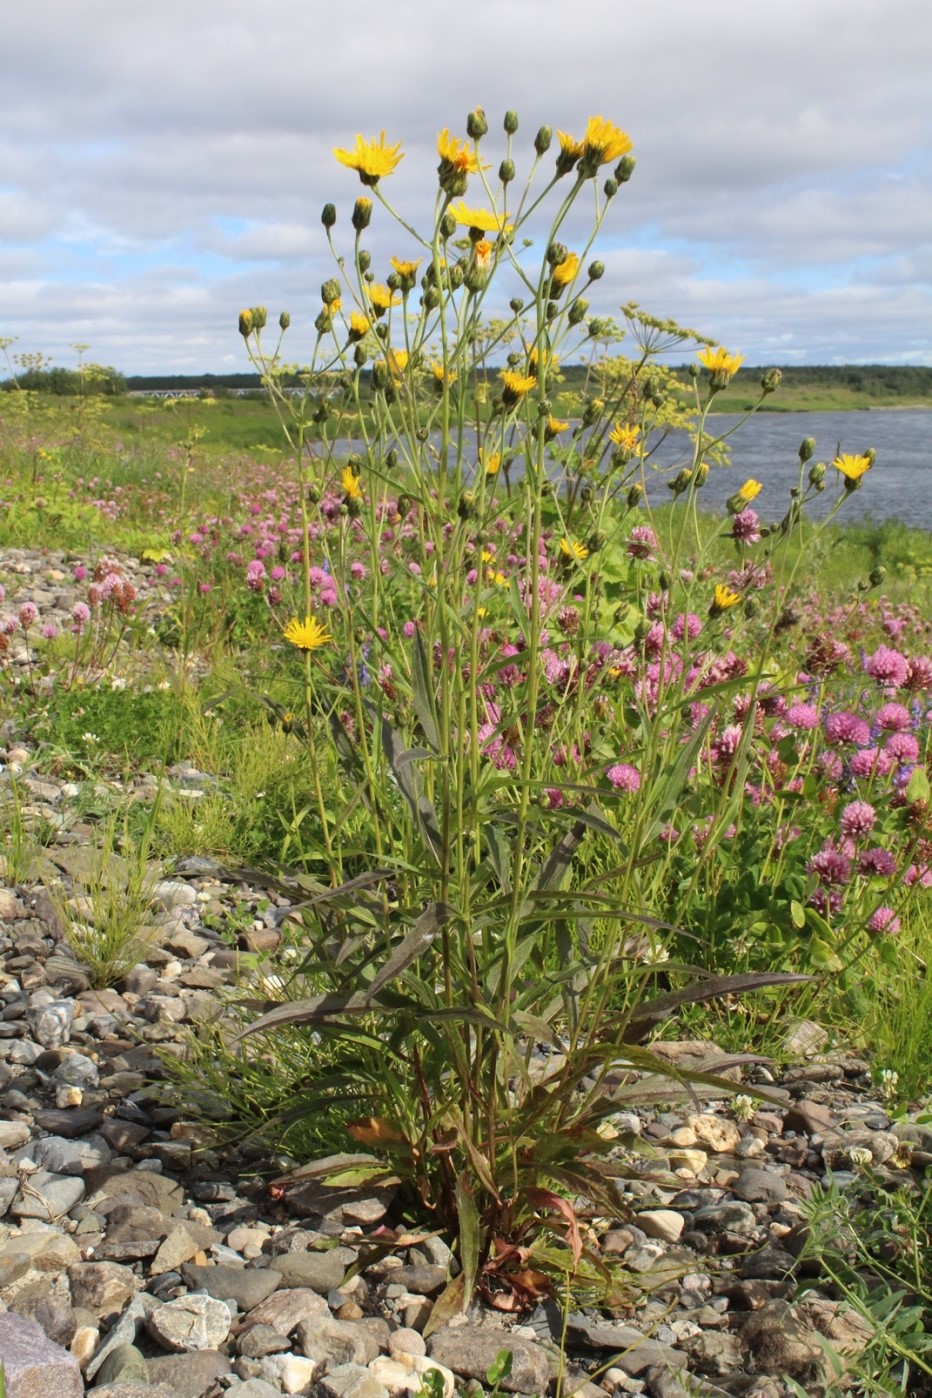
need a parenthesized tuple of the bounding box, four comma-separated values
(849, 1146, 873, 1170)
(733, 1094, 755, 1123)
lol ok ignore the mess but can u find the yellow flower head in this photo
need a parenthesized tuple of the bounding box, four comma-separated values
(283, 614, 333, 651)
(448, 202, 513, 234)
(391, 254, 421, 278)
(710, 583, 741, 616)
(560, 536, 589, 563)
(555, 130, 585, 174)
(832, 453, 873, 483)
(697, 345, 746, 388)
(436, 129, 485, 180)
(368, 283, 401, 316)
(737, 478, 762, 502)
(328, 297, 342, 315)
(430, 361, 457, 389)
(582, 116, 633, 168)
(348, 311, 371, 341)
(341, 466, 363, 500)
(500, 369, 537, 402)
(528, 346, 558, 374)
(609, 422, 641, 451)
(334, 131, 404, 186)
(551, 252, 580, 288)
(483, 451, 502, 476)
(545, 416, 569, 441)
(473, 239, 493, 272)
(386, 349, 409, 378)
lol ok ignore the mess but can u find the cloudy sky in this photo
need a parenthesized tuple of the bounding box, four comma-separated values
(2, 0, 930, 375)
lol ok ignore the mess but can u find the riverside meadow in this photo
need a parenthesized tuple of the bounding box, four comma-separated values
(1, 111, 932, 1394)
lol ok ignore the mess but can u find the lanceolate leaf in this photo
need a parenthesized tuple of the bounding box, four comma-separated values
(622, 970, 814, 1042)
(411, 628, 440, 751)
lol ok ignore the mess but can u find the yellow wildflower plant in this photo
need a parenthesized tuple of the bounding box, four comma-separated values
(555, 130, 585, 174)
(697, 345, 746, 389)
(448, 202, 513, 234)
(341, 466, 364, 501)
(430, 361, 456, 390)
(737, 478, 762, 502)
(609, 422, 641, 451)
(283, 615, 333, 651)
(710, 583, 742, 616)
(581, 116, 633, 169)
(545, 416, 569, 441)
(528, 346, 558, 374)
(334, 131, 404, 186)
(437, 129, 486, 195)
(560, 536, 589, 563)
(483, 451, 502, 476)
(551, 252, 580, 288)
(500, 369, 537, 404)
(368, 283, 401, 317)
(348, 311, 372, 341)
(832, 453, 873, 484)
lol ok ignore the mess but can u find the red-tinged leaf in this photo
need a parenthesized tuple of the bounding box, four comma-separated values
(525, 1187, 583, 1268)
(346, 1116, 409, 1147)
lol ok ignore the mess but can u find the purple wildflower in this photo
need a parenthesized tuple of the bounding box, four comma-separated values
(864, 644, 909, 688)
(840, 800, 876, 838)
(607, 763, 641, 792)
(787, 701, 820, 730)
(868, 907, 900, 935)
(824, 711, 871, 747)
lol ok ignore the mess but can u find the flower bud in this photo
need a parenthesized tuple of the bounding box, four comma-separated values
(547, 242, 568, 268)
(499, 158, 515, 184)
(353, 344, 367, 367)
(279, 311, 290, 331)
(588, 261, 604, 281)
(688, 363, 700, 378)
(579, 483, 593, 504)
(587, 529, 607, 554)
(321, 203, 337, 228)
(397, 493, 411, 517)
(307, 483, 322, 505)
(534, 126, 553, 155)
(504, 110, 519, 135)
(416, 426, 429, 442)
(614, 155, 636, 182)
(249, 306, 267, 332)
(509, 297, 524, 313)
(358, 250, 371, 273)
(314, 308, 332, 334)
(668, 467, 693, 496)
(440, 212, 457, 240)
(864, 448, 877, 466)
(627, 483, 643, 508)
(238, 309, 253, 338)
(321, 278, 342, 306)
(457, 489, 477, 520)
(588, 317, 607, 338)
(799, 436, 816, 463)
(603, 178, 618, 198)
(658, 571, 672, 592)
(466, 107, 488, 140)
(546, 300, 559, 321)
(808, 460, 826, 489)
(582, 397, 604, 427)
(869, 566, 886, 587)
(760, 367, 782, 394)
(567, 298, 589, 325)
(694, 461, 710, 488)
(352, 198, 372, 231)
(449, 263, 465, 290)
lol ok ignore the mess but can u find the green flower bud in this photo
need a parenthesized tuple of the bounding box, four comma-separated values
(627, 483, 643, 508)
(534, 126, 553, 155)
(760, 367, 782, 394)
(869, 566, 886, 587)
(808, 461, 826, 489)
(506, 351, 521, 367)
(314, 308, 332, 335)
(587, 529, 607, 554)
(688, 363, 700, 378)
(668, 467, 693, 496)
(448, 262, 465, 290)
(567, 298, 589, 325)
(615, 155, 636, 182)
(251, 306, 267, 332)
(346, 493, 363, 518)
(306, 483, 322, 505)
(375, 321, 389, 341)
(416, 426, 429, 442)
(358, 249, 371, 273)
(397, 492, 411, 517)
(588, 317, 606, 338)
(603, 177, 618, 198)
(582, 397, 604, 427)
(547, 241, 568, 268)
(238, 309, 253, 338)
(509, 297, 524, 313)
(799, 436, 816, 463)
(588, 261, 604, 281)
(387, 272, 401, 292)
(658, 571, 672, 592)
(440, 212, 457, 240)
(457, 489, 477, 520)
(384, 448, 398, 470)
(279, 311, 290, 331)
(694, 461, 710, 487)
(321, 278, 342, 305)
(545, 300, 559, 321)
(864, 447, 877, 466)
(579, 483, 593, 504)
(499, 158, 515, 184)
(466, 107, 488, 140)
(353, 197, 372, 231)
(353, 344, 367, 367)
(321, 203, 337, 229)
(537, 399, 552, 416)
(504, 110, 519, 135)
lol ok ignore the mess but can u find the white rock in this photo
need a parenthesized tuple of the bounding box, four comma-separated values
(636, 1209, 685, 1243)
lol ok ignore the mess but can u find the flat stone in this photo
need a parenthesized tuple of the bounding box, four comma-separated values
(243, 1285, 329, 1336)
(11, 1170, 85, 1221)
(9, 1293, 77, 1348)
(147, 1293, 233, 1352)
(31, 1133, 112, 1175)
(95, 1343, 150, 1386)
(68, 1260, 138, 1317)
(181, 1262, 281, 1310)
(273, 1249, 349, 1292)
(635, 1209, 685, 1243)
(311, 1362, 390, 1398)
(428, 1325, 551, 1394)
(33, 1105, 103, 1137)
(146, 1348, 233, 1398)
(294, 1314, 380, 1367)
(259, 1353, 321, 1394)
(149, 1223, 203, 1274)
(0, 1311, 83, 1398)
(732, 1166, 788, 1204)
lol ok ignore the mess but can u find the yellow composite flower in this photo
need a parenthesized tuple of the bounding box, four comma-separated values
(283, 614, 333, 651)
(348, 311, 372, 340)
(437, 129, 484, 176)
(545, 416, 569, 440)
(528, 346, 558, 374)
(710, 583, 741, 614)
(334, 131, 404, 185)
(483, 451, 502, 476)
(473, 239, 493, 272)
(390, 255, 421, 279)
(500, 369, 537, 398)
(448, 202, 513, 234)
(341, 466, 363, 500)
(737, 478, 762, 502)
(697, 345, 746, 384)
(551, 252, 580, 287)
(386, 349, 409, 377)
(556, 130, 585, 163)
(582, 116, 633, 166)
(368, 283, 401, 316)
(609, 422, 641, 450)
(832, 453, 873, 483)
(560, 536, 589, 563)
(328, 297, 342, 315)
(430, 361, 456, 388)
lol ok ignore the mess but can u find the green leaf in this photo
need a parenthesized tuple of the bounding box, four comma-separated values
(411, 629, 440, 752)
(906, 765, 931, 804)
(455, 1173, 480, 1307)
(790, 900, 807, 929)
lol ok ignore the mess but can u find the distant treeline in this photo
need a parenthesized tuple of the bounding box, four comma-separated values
(2, 364, 931, 399)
